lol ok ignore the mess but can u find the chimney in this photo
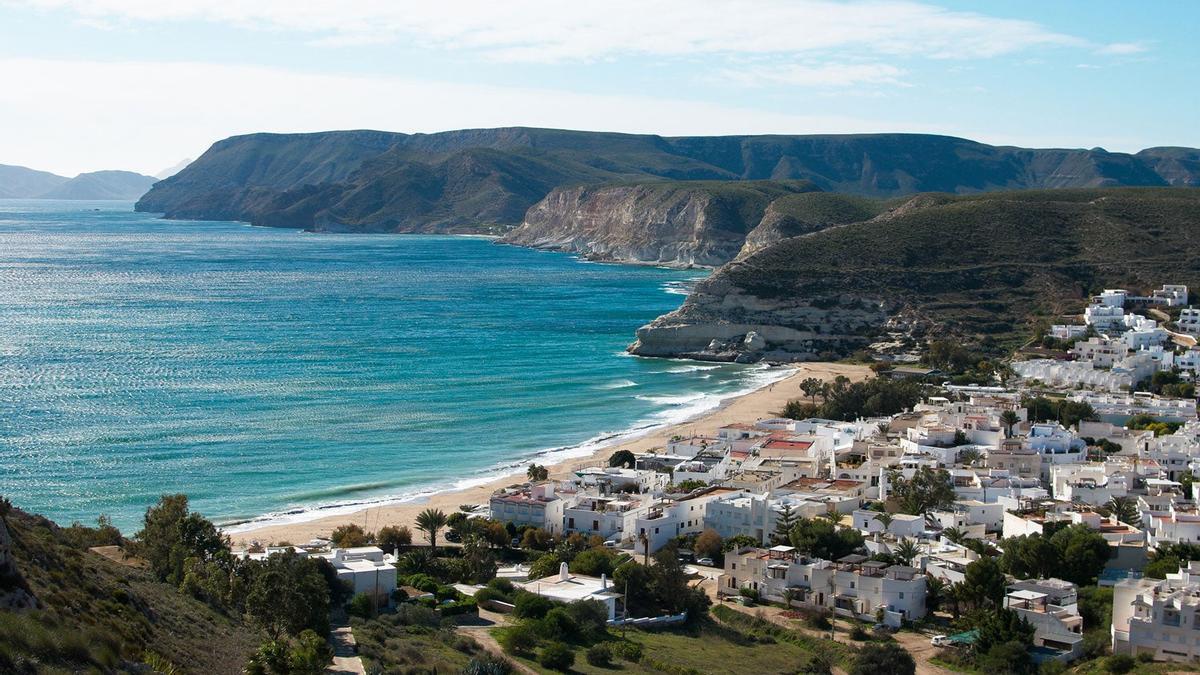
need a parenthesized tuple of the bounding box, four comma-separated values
(559, 561, 570, 582)
(601, 574, 607, 590)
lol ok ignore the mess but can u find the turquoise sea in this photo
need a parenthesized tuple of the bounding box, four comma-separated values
(0, 201, 785, 532)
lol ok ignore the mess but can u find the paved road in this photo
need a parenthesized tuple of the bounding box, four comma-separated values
(328, 625, 365, 675)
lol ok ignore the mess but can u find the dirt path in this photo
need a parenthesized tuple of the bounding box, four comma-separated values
(455, 609, 539, 675)
(328, 624, 365, 675)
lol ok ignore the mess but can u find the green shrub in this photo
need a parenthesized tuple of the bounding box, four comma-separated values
(347, 592, 374, 619)
(512, 592, 555, 620)
(474, 588, 511, 606)
(806, 613, 832, 630)
(538, 642, 575, 672)
(1106, 654, 1135, 674)
(585, 643, 613, 667)
(463, 653, 514, 675)
(439, 598, 478, 618)
(499, 624, 538, 655)
(611, 640, 643, 662)
(487, 578, 516, 594)
(535, 607, 578, 642)
(849, 625, 869, 641)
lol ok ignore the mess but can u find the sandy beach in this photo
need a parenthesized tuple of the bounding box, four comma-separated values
(228, 361, 872, 548)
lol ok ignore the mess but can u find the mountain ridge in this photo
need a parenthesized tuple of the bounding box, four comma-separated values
(0, 164, 158, 200)
(135, 127, 1200, 236)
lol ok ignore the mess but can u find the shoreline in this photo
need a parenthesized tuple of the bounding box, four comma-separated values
(227, 361, 871, 548)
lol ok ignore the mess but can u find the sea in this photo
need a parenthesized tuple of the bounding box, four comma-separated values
(0, 200, 788, 532)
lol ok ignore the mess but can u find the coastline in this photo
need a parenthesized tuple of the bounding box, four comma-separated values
(227, 361, 871, 548)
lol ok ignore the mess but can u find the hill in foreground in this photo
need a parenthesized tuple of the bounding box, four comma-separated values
(629, 187, 1200, 362)
(0, 503, 259, 673)
(136, 127, 1200, 238)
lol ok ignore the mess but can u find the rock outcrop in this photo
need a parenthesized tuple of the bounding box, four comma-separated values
(499, 181, 816, 266)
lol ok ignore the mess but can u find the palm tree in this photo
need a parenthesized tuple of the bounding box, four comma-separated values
(782, 587, 800, 608)
(925, 576, 947, 613)
(891, 538, 921, 567)
(1000, 410, 1020, 438)
(415, 508, 448, 552)
(526, 463, 548, 481)
(872, 512, 894, 538)
(818, 510, 842, 525)
(1103, 496, 1140, 526)
(956, 448, 981, 467)
(941, 527, 967, 545)
(638, 530, 650, 565)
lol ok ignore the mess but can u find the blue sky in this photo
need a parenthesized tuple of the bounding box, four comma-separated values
(1, 0, 1196, 176)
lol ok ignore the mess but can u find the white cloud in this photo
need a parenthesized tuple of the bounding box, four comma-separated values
(21, 0, 1083, 61)
(715, 62, 907, 87)
(1097, 42, 1148, 55)
(0, 58, 940, 176)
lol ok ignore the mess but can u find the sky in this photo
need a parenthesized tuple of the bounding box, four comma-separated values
(0, 0, 1196, 176)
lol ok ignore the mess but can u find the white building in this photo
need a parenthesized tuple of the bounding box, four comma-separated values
(490, 482, 566, 535)
(1005, 582, 1084, 661)
(719, 547, 927, 625)
(1085, 303, 1126, 332)
(1113, 561, 1200, 661)
(1050, 325, 1089, 340)
(1178, 308, 1200, 336)
(1152, 285, 1189, 308)
(519, 562, 623, 621)
(1072, 337, 1127, 368)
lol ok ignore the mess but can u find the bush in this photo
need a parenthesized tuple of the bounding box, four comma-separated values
(403, 573, 438, 593)
(474, 588, 512, 606)
(585, 642, 613, 667)
(611, 640, 643, 662)
(538, 642, 575, 672)
(806, 613, 832, 630)
(536, 607, 578, 642)
(499, 624, 538, 656)
(436, 585, 460, 602)
(439, 598, 478, 618)
(487, 578, 516, 594)
(1106, 654, 1136, 674)
(463, 653, 515, 675)
(512, 592, 555, 620)
(347, 592, 374, 619)
(849, 625, 869, 641)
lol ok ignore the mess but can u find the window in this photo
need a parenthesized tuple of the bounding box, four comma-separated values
(899, 592, 905, 599)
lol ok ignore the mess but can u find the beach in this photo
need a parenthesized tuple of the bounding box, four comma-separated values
(228, 361, 872, 548)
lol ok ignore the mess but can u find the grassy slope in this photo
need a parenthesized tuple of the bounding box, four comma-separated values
(713, 187, 1200, 347)
(0, 507, 260, 674)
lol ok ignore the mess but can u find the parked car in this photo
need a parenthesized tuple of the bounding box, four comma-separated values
(931, 635, 951, 647)
(511, 537, 521, 548)
(696, 557, 715, 567)
(603, 539, 619, 548)
(872, 623, 895, 634)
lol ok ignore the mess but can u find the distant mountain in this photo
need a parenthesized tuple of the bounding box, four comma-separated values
(38, 170, 158, 200)
(136, 127, 1200, 234)
(0, 164, 158, 199)
(629, 187, 1200, 362)
(155, 157, 193, 179)
(0, 163, 68, 198)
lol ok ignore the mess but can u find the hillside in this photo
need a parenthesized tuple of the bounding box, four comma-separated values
(0, 164, 68, 198)
(629, 188, 1200, 362)
(500, 180, 820, 266)
(38, 170, 158, 200)
(0, 504, 260, 673)
(135, 127, 1200, 234)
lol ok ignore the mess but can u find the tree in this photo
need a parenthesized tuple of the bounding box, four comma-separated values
(608, 449, 636, 469)
(376, 525, 412, 554)
(925, 576, 947, 612)
(245, 551, 332, 639)
(956, 448, 981, 466)
(978, 641, 1035, 675)
(415, 508, 448, 551)
(1049, 524, 1111, 586)
(695, 529, 723, 559)
(941, 527, 967, 545)
(974, 608, 1035, 656)
(851, 642, 915, 675)
(330, 523, 370, 548)
(774, 503, 799, 544)
(1100, 496, 1140, 527)
(789, 517, 864, 560)
(999, 534, 1060, 580)
(800, 377, 825, 404)
(872, 512, 894, 535)
(889, 466, 955, 515)
(891, 538, 921, 567)
(527, 463, 549, 481)
(134, 494, 228, 585)
(962, 557, 1007, 609)
(1000, 410, 1020, 438)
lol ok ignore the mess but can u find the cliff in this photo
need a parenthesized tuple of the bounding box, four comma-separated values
(630, 187, 1200, 362)
(500, 180, 818, 266)
(136, 127, 1200, 234)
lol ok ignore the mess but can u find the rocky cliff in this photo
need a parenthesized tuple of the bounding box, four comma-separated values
(630, 187, 1200, 362)
(136, 127, 1200, 234)
(499, 180, 818, 266)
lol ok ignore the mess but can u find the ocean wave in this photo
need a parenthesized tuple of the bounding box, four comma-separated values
(635, 392, 707, 405)
(665, 364, 721, 373)
(596, 379, 638, 390)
